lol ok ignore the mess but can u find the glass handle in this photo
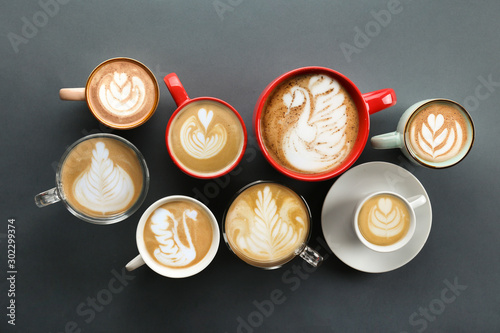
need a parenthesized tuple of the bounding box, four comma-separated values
(34, 187, 61, 207)
(299, 245, 323, 267)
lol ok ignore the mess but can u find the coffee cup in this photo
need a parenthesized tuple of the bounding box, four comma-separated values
(223, 181, 323, 269)
(60, 57, 160, 129)
(253, 66, 397, 181)
(353, 191, 426, 252)
(371, 99, 475, 168)
(126, 195, 220, 278)
(34, 134, 149, 224)
(164, 73, 247, 179)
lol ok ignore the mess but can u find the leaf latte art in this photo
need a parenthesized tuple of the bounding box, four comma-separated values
(180, 108, 227, 159)
(98, 72, 146, 116)
(73, 142, 135, 214)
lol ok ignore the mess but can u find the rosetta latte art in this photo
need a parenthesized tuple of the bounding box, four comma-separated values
(282, 75, 350, 173)
(150, 208, 197, 267)
(366, 198, 406, 239)
(73, 142, 134, 214)
(180, 108, 227, 159)
(98, 72, 146, 116)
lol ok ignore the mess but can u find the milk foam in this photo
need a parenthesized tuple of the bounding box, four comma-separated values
(179, 108, 227, 159)
(150, 207, 197, 267)
(281, 75, 350, 173)
(366, 198, 406, 239)
(409, 113, 465, 163)
(73, 142, 134, 213)
(98, 72, 146, 116)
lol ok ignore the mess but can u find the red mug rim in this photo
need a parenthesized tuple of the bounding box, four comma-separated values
(253, 66, 371, 181)
(165, 96, 248, 179)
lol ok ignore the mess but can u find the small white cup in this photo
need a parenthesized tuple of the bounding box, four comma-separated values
(126, 195, 220, 278)
(353, 191, 426, 252)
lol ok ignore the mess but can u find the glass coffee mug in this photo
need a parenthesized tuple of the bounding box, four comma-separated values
(35, 134, 149, 224)
(223, 181, 323, 269)
(371, 99, 475, 168)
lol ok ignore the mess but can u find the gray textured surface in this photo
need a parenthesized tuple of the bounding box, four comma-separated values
(1, 0, 499, 332)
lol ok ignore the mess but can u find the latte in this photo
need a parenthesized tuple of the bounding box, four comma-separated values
(168, 100, 245, 177)
(224, 182, 309, 268)
(261, 73, 359, 174)
(87, 58, 159, 128)
(406, 101, 471, 165)
(60, 137, 145, 218)
(357, 194, 410, 246)
(143, 200, 214, 269)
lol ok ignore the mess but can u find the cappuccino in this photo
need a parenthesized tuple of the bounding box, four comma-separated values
(406, 101, 471, 165)
(224, 182, 309, 268)
(261, 73, 359, 174)
(168, 100, 245, 177)
(143, 200, 214, 269)
(60, 137, 145, 218)
(87, 58, 159, 128)
(357, 194, 410, 246)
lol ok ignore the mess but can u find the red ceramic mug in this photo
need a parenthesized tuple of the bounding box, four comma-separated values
(164, 73, 247, 179)
(253, 66, 396, 181)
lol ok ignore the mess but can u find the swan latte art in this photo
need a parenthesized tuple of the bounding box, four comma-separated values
(224, 183, 309, 268)
(87, 59, 158, 128)
(143, 200, 214, 269)
(261, 73, 359, 174)
(60, 137, 145, 218)
(357, 194, 410, 246)
(168, 100, 245, 177)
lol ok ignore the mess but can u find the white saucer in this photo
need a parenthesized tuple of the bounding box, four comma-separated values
(321, 161, 432, 273)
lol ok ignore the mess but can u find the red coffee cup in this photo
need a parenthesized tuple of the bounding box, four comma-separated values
(253, 66, 396, 181)
(164, 73, 247, 179)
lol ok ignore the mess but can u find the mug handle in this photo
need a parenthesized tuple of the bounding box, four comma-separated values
(34, 187, 61, 207)
(125, 254, 146, 272)
(164, 73, 190, 106)
(298, 245, 323, 267)
(59, 88, 86, 101)
(362, 88, 397, 115)
(371, 131, 402, 149)
(407, 195, 427, 209)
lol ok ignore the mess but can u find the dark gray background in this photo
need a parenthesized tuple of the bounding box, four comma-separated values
(1, 0, 499, 332)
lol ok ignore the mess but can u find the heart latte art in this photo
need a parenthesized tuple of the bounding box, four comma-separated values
(225, 183, 309, 268)
(98, 72, 146, 117)
(261, 74, 359, 174)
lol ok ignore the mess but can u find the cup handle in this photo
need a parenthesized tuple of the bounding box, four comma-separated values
(298, 245, 323, 267)
(59, 88, 86, 101)
(34, 187, 61, 207)
(164, 73, 190, 106)
(125, 254, 146, 272)
(371, 131, 402, 149)
(362, 88, 397, 115)
(407, 195, 427, 209)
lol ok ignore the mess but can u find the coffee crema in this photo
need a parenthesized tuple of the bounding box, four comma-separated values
(224, 183, 309, 268)
(168, 101, 244, 176)
(261, 73, 359, 174)
(407, 102, 469, 164)
(143, 200, 213, 269)
(87, 59, 158, 128)
(60, 137, 144, 218)
(357, 194, 410, 246)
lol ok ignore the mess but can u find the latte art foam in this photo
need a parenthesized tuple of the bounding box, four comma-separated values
(98, 72, 146, 117)
(261, 74, 359, 174)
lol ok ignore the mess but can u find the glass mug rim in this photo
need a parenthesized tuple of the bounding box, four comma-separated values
(165, 96, 248, 179)
(55, 133, 150, 225)
(84, 57, 160, 129)
(253, 66, 371, 181)
(222, 180, 313, 269)
(135, 195, 220, 278)
(402, 98, 475, 169)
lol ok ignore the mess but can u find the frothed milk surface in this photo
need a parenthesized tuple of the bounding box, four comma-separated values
(407, 102, 469, 164)
(87, 59, 158, 128)
(225, 183, 309, 268)
(143, 200, 213, 269)
(60, 137, 144, 218)
(261, 73, 359, 174)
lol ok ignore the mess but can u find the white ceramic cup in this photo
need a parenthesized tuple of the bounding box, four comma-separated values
(371, 99, 475, 168)
(126, 195, 220, 278)
(353, 191, 426, 252)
